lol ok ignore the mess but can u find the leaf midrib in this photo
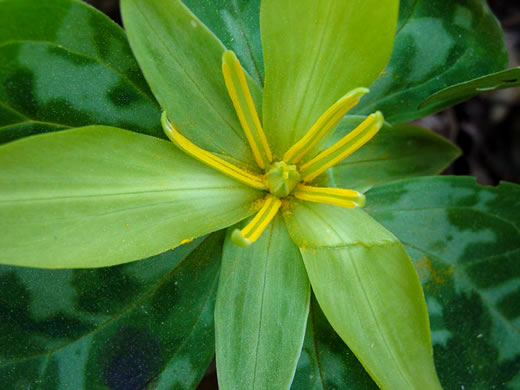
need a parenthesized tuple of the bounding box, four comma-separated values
(0, 185, 246, 204)
(0, 118, 71, 133)
(251, 223, 274, 390)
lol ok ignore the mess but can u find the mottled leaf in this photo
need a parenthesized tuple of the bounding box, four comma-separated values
(261, 0, 399, 157)
(353, 0, 508, 123)
(0, 0, 161, 143)
(292, 177, 520, 390)
(215, 216, 310, 389)
(0, 234, 222, 389)
(122, 0, 262, 171)
(0, 126, 260, 268)
(420, 67, 520, 109)
(331, 116, 460, 192)
(183, 0, 264, 88)
(366, 176, 520, 389)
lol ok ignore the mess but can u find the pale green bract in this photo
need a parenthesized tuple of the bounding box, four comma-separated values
(0, 0, 444, 389)
(0, 126, 259, 268)
(120, 0, 262, 171)
(284, 203, 441, 389)
(216, 216, 310, 389)
(261, 0, 399, 157)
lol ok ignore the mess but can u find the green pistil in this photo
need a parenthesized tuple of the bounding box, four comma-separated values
(265, 161, 300, 198)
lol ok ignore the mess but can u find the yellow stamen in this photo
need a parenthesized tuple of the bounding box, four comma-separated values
(231, 195, 282, 247)
(222, 50, 272, 169)
(299, 112, 384, 182)
(161, 112, 266, 190)
(293, 184, 366, 208)
(283, 88, 369, 164)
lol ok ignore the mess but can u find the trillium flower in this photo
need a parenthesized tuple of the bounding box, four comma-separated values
(161, 50, 378, 247)
(0, 0, 446, 388)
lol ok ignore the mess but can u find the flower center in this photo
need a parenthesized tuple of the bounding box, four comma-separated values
(161, 49, 384, 247)
(265, 161, 300, 198)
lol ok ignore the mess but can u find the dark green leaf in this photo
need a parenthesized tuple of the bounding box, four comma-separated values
(0, 233, 223, 389)
(183, 0, 264, 88)
(331, 116, 460, 192)
(292, 296, 378, 390)
(353, 0, 508, 123)
(420, 67, 520, 109)
(0, 0, 161, 144)
(366, 176, 520, 389)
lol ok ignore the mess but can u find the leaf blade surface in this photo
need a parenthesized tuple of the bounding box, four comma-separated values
(0, 126, 260, 268)
(261, 0, 399, 156)
(215, 216, 310, 390)
(284, 202, 441, 389)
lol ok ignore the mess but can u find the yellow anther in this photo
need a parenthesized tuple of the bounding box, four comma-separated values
(299, 112, 384, 182)
(231, 195, 282, 247)
(161, 112, 266, 190)
(293, 184, 366, 208)
(222, 50, 272, 169)
(283, 88, 369, 164)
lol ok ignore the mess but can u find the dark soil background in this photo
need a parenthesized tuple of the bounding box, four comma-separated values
(84, 0, 519, 388)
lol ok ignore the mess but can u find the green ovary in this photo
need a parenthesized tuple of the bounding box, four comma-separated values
(265, 161, 300, 198)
